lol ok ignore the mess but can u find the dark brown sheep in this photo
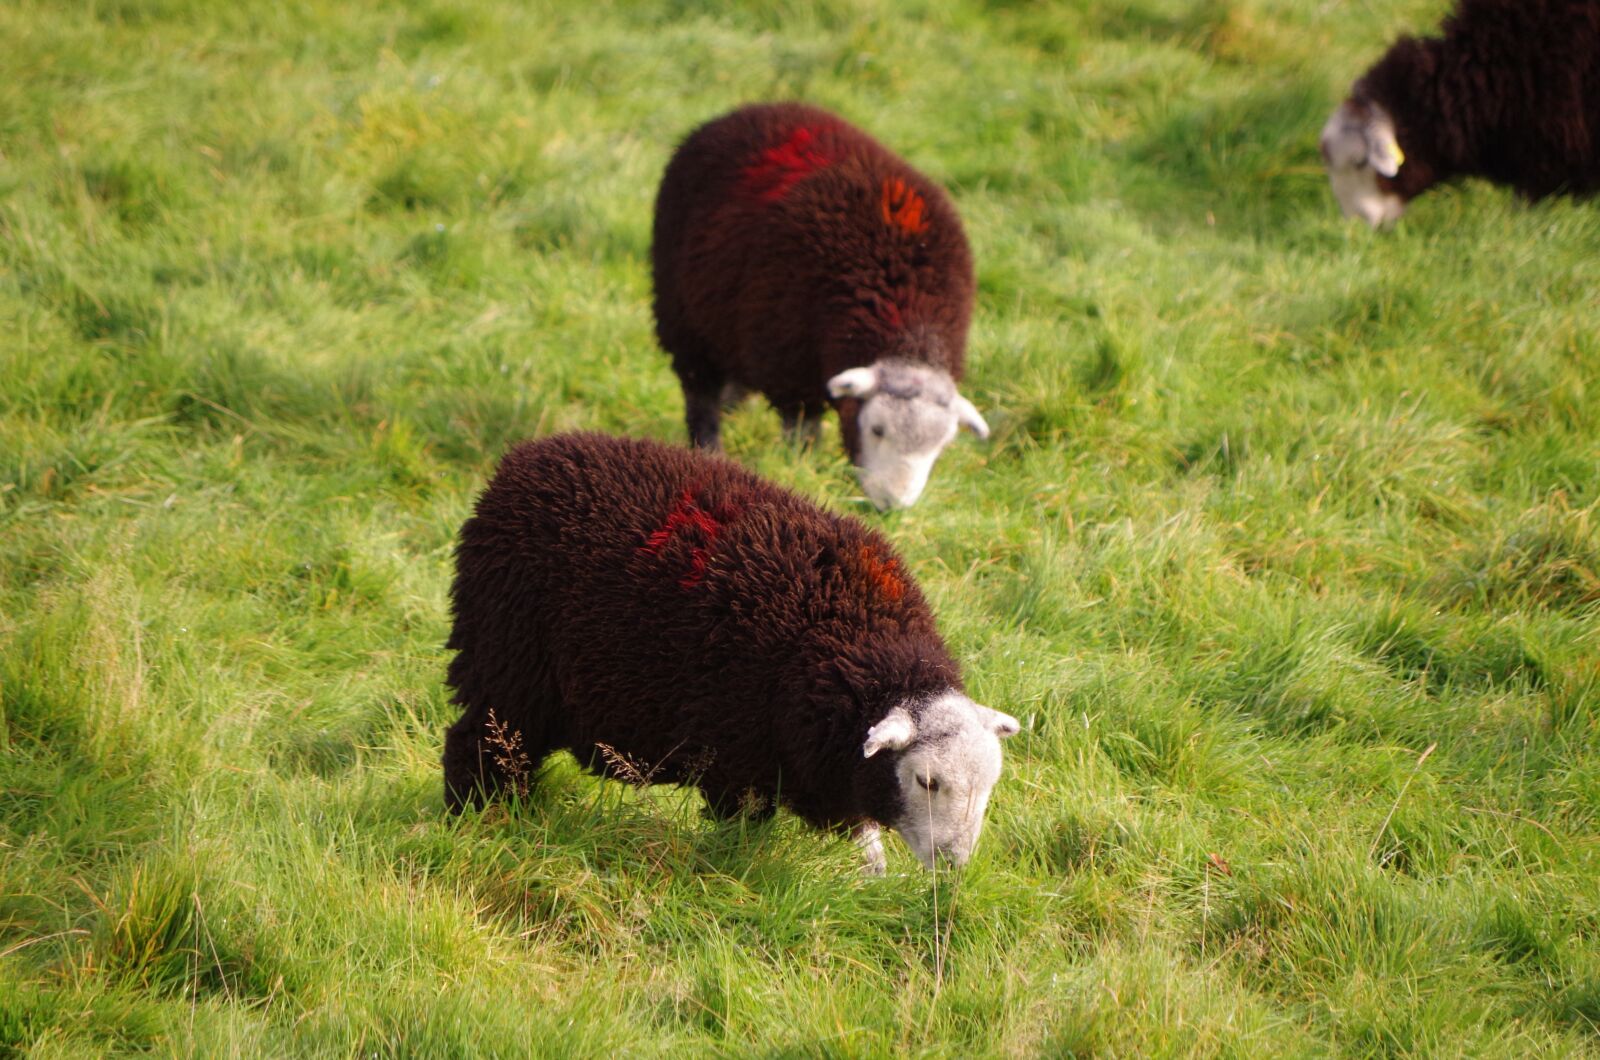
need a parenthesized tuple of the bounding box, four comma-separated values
(1321, 0, 1600, 226)
(651, 102, 989, 510)
(442, 433, 1018, 872)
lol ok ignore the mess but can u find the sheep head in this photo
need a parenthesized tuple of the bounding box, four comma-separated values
(861, 691, 1020, 869)
(827, 360, 989, 511)
(1321, 98, 1407, 227)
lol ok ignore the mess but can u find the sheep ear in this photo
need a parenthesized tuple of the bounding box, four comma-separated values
(863, 708, 916, 758)
(975, 704, 1021, 739)
(1319, 102, 1366, 169)
(828, 367, 878, 400)
(952, 394, 989, 439)
(1368, 124, 1404, 178)
(1320, 100, 1403, 177)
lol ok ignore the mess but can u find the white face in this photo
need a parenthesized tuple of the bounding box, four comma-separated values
(862, 691, 1021, 869)
(827, 361, 989, 511)
(1320, 100, 1406, 228)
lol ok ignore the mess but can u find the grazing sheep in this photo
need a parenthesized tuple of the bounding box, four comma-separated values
(651, 102, 989, 510)
(442, 433, 1019, 872)
(1321, 0, 1600, 226)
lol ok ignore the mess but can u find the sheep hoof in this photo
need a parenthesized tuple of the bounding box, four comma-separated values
(856, 822, 887, 876)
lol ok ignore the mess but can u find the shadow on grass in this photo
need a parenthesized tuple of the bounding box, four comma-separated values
(1117, 81, 1334, 241)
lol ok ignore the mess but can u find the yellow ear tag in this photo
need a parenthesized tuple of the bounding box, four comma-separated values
(1371, 130, 1405, 178)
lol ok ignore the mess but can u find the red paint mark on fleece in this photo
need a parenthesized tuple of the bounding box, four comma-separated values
(880, 177, 928, 234)
(741, 125, 833, 202)
(856, 545, 906, 603)
(640, 489, 727, 588)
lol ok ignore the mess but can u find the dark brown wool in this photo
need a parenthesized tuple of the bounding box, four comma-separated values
(650, 102, 975, 457)
(442, 432, 963, 832)
(1355, 0, 1600, 203)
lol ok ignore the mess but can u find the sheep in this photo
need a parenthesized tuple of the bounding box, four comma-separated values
(651, 102, 990, 511)
(1321, 0, 1600, 227)
(441, 432, 1020, 872)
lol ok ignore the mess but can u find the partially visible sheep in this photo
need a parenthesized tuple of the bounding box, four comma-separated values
(1321, 0, 1600, 226)
(651, 102, 989, 510)
(442, 432, 1019, 872)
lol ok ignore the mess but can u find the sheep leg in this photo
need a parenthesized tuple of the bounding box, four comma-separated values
(779, 405, 823, 447)
(855, 821, 887, 876)
(700, 783, 776, 822)
(442, 701, 529, 812)
(443, 723, 502, 812)
(684, 383, 724, 450)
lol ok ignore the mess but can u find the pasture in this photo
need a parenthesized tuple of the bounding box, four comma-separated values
(2, 0, 1598, 1054)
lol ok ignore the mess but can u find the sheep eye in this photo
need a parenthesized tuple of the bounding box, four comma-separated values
(915, 775, 939, 793)
(870, 424, 886, 438)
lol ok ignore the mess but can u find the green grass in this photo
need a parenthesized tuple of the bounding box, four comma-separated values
(3, 0, 1598, 1054)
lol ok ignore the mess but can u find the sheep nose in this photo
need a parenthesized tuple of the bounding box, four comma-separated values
(868, 484, 919, 511)
(865, 489, 901, 512)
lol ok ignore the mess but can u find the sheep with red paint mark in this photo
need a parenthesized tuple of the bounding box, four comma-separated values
(442, 432, 1019, 872)
(651, 102, 989, 510)
(1321, 0, 1600, 227)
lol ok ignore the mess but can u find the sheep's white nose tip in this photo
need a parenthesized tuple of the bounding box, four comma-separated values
(865, 489, 910, 511)
(872, 486, 922, 511)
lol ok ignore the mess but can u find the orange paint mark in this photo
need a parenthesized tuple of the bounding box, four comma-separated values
(857, 545, 906, 603)
(880, 177, 928, 235)
(742, 125, 834, 202)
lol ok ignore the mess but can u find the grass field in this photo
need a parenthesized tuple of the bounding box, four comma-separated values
(3, 0, 1599, 1054)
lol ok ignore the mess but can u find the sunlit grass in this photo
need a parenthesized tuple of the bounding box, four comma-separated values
(3, 0, 1598, 1054)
